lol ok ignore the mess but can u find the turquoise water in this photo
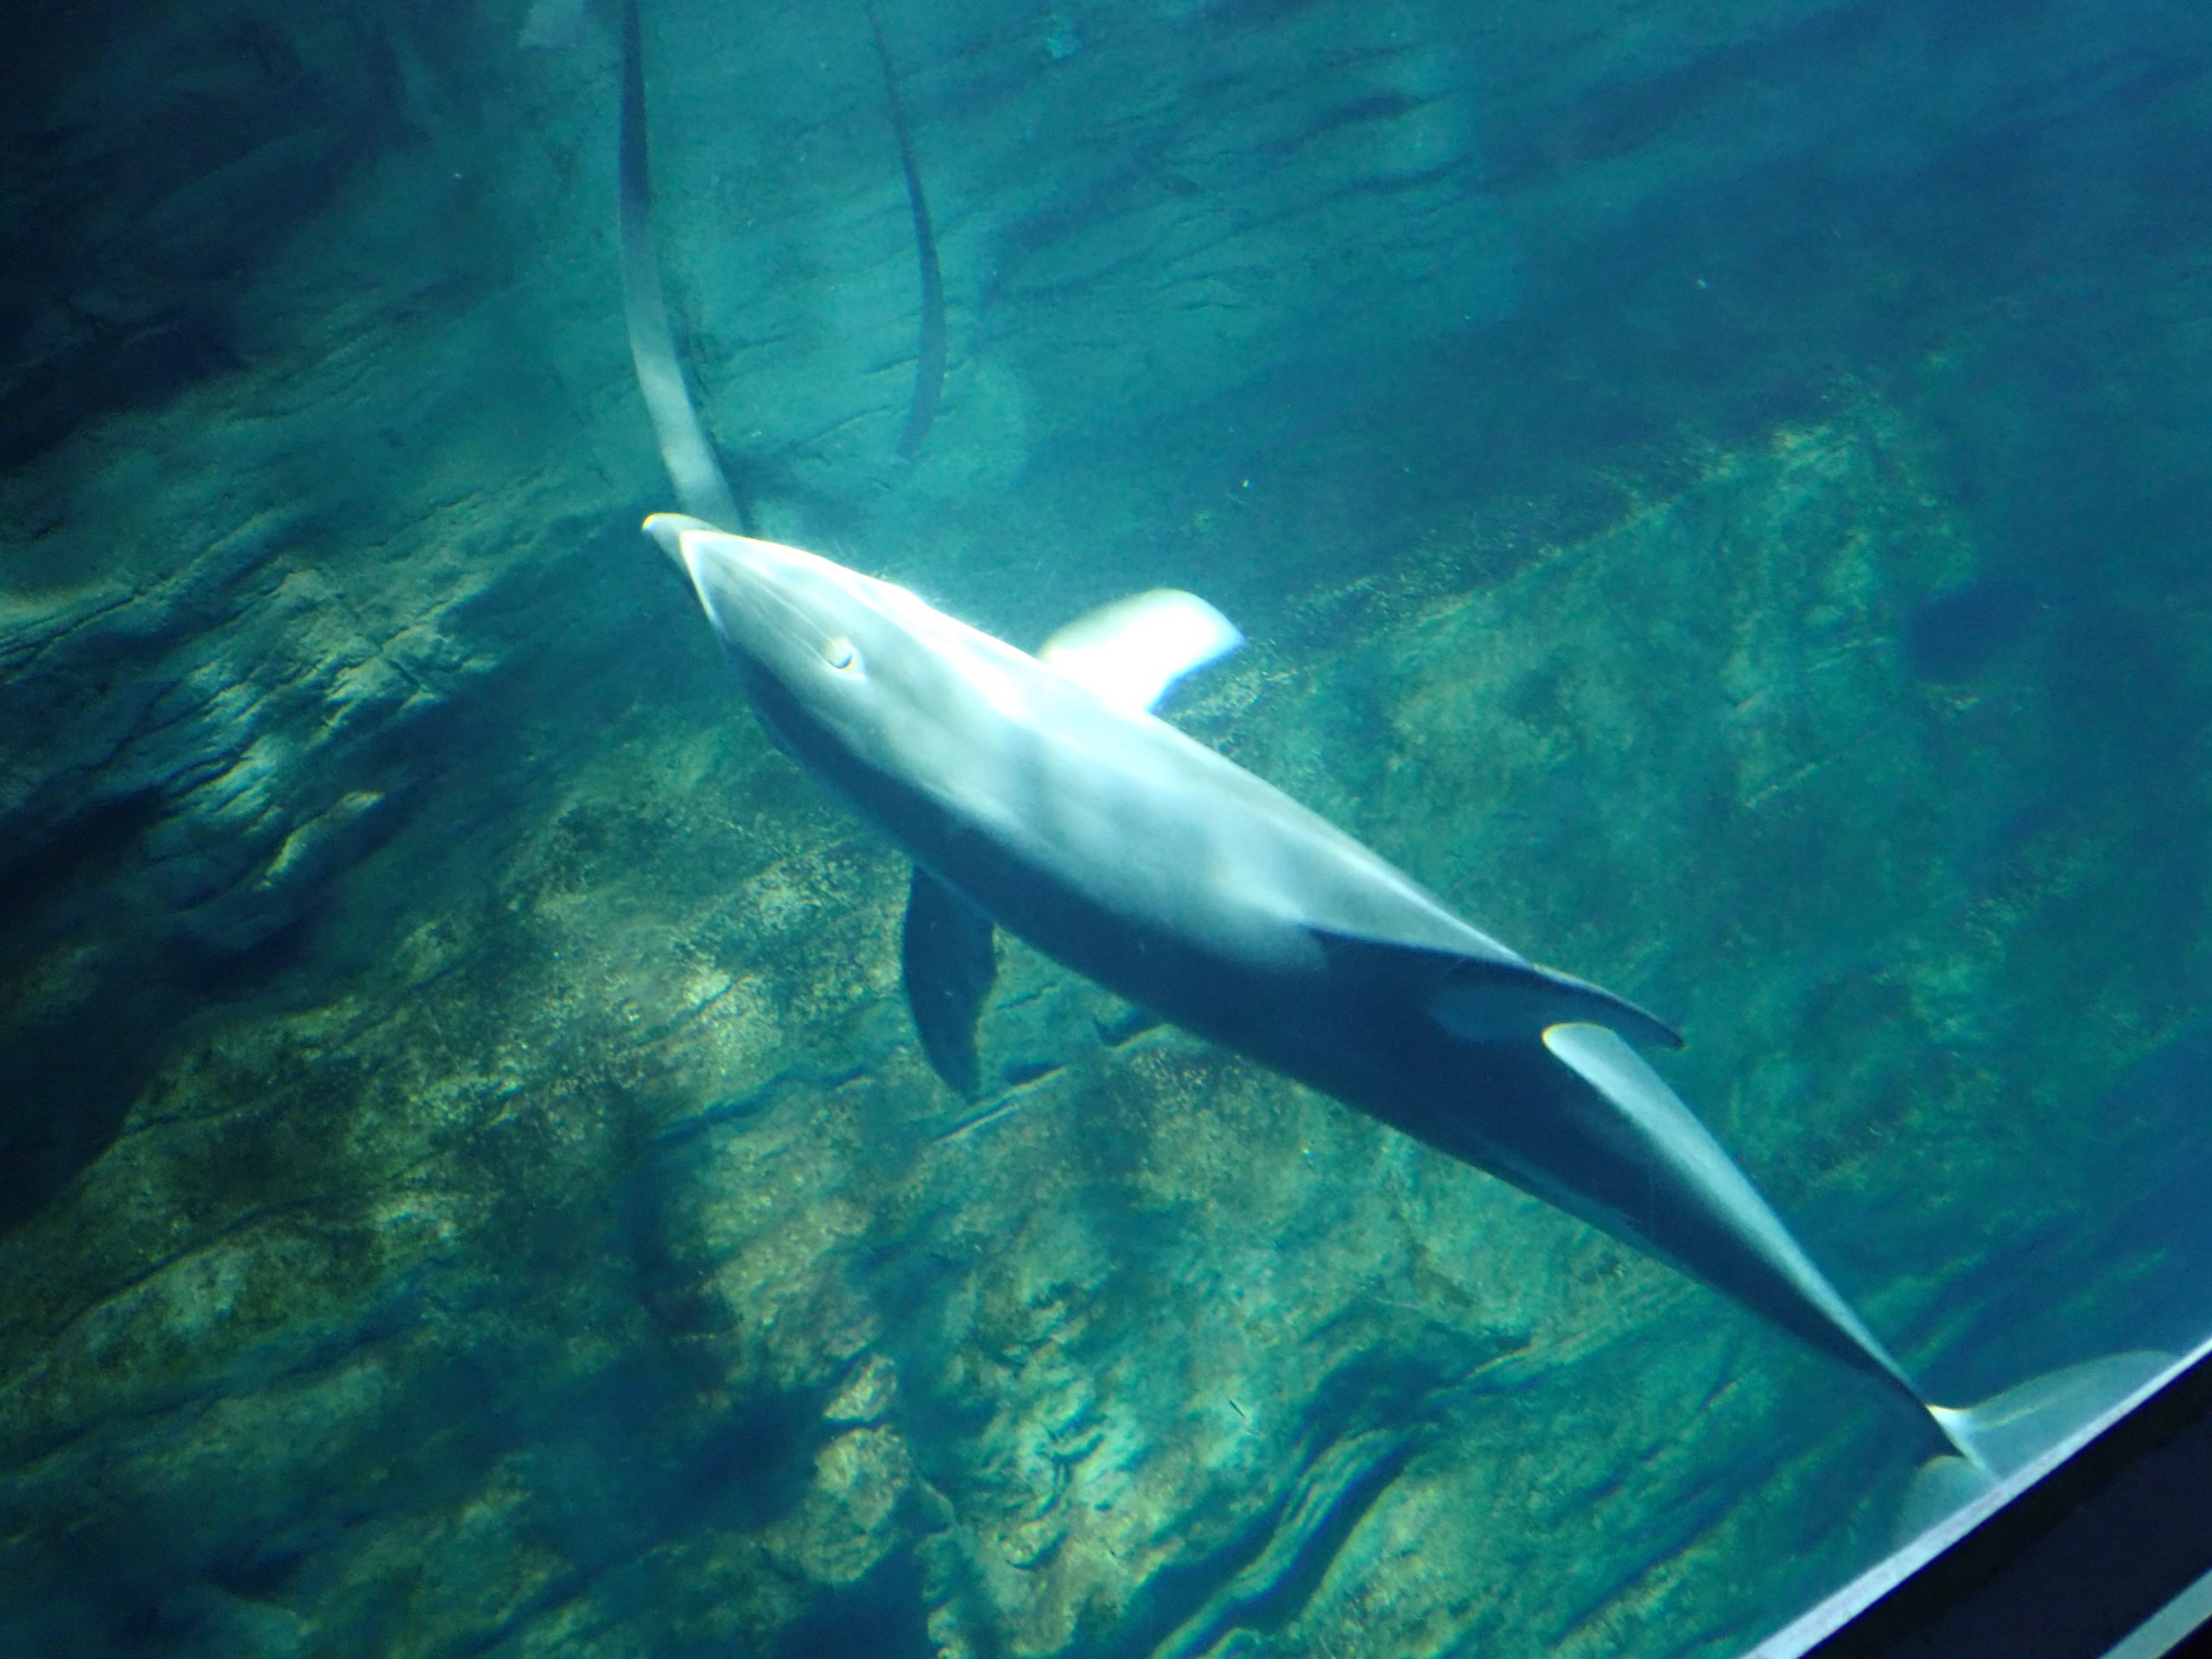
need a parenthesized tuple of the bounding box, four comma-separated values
(1, 1, 2209, 1655)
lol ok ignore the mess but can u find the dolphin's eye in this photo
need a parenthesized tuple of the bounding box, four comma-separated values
(823, 637, 859, 671)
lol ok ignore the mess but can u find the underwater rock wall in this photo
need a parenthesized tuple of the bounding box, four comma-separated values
(10, 388, 2212, 1657)
(1, 0, 2209, 1655)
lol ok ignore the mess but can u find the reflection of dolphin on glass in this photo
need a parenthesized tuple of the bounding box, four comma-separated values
(605, 0, 2162, 1511)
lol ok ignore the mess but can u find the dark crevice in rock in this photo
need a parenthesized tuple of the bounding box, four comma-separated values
(1261, 88, 1440, 162)
(204, 1541, 312, 1602)
(1047, 1333, 1482, 1659)
(1151, 1428, 1418, 1659)
(1096, 1006, 1163, 1048)
(1088, 1486, 1300, 1659)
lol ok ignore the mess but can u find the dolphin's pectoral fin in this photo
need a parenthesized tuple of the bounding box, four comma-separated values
(901, 866, 998, 1097)
(1037, 590, 1243, 714)
(1427, 956, 1683, 1051)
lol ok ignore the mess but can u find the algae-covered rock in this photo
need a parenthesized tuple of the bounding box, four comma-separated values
(2, 0, 2209, 1655)
(11, 385, 2212, 1654)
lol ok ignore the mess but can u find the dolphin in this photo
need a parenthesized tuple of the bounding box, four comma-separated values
(648, 512, 2085, 1466)
(606, 40, 2157, 1497)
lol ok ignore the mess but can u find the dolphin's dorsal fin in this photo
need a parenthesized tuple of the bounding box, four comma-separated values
(1037, 590, 1243, 714)
(902, 867, 998, 1098)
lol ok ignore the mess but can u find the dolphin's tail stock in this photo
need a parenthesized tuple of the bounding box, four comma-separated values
(1534, 1025, 2179, 1527)
(1900, 1350, 2177, 1537)
(1534, 1025, 1975, 1454)
(617, 0, 741, 534)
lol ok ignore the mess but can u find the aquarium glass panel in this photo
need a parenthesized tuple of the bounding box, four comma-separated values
(2, 1, 2208, 1655)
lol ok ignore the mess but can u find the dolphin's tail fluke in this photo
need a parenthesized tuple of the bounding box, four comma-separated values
(1899, 1350, 2176, 1537)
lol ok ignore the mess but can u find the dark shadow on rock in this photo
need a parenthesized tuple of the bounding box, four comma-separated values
(0, 789, 168, 927)
(524, 1351, 832, 1574)
(0, 308, 251, 474)
(1095, 1491, 1299, 1659)
(0, 991, 171, 1235)
(556, 1138, 845, 1560)
(156, 914, 320, 1003)
(0, 789, 176, 1232)
(775, 1544, 938, 1659)
(1905, 577, 2039, 682)
(0, 784, 348, 1236)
